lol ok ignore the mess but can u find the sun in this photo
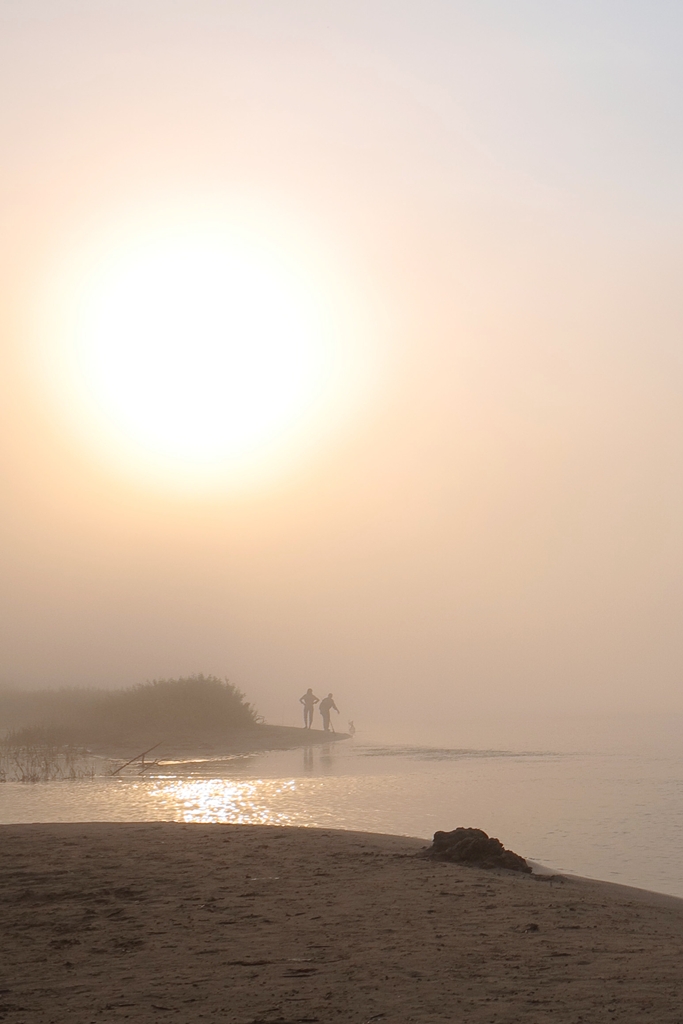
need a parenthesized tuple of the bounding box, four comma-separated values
(77, 235, 331, 465)
(36, 208, 371, 489)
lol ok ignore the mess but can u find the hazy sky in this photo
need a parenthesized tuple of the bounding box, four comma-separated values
(2, 1, 683, 743)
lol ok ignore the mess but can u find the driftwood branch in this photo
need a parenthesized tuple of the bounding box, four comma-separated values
(110, 742, 163, 775)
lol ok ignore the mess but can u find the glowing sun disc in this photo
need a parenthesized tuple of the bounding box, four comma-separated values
(36, 212, 370, 488)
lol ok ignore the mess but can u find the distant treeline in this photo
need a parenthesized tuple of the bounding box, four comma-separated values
(0, 675, 259, 751)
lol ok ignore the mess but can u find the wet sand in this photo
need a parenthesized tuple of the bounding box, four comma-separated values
(1, 822, 682, 1023)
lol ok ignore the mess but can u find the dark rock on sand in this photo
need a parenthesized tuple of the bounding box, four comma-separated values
(419, 827, 531, 873)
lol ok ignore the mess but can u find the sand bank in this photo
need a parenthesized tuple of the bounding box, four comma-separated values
(1, 823, 682, 1023)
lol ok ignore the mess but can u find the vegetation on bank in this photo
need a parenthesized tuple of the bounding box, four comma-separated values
(0, 736, 95, 783)
(0, 675, 259, 752)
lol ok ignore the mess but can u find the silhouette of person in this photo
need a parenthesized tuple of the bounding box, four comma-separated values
(348, 720, 356, 737)
(319, 693, 339, 732)
(299, 688, 320, 729)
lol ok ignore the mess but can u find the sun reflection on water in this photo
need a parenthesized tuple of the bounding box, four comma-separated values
(147, 777, 302, 825)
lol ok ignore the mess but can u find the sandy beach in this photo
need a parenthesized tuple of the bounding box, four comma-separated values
(1, 823, 682, 1024)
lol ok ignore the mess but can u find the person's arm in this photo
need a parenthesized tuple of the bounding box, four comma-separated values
(332, 701, 339, 712)
(299, 695, 306, 704)
(312, 694, 320, 704)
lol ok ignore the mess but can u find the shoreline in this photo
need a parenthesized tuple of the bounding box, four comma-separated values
(87, 723, 351, 759)
(1, 821, 682, 1023)
(526, 859, 683, 910)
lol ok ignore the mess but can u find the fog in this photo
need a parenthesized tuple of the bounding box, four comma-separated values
(2, 2, 683, 751)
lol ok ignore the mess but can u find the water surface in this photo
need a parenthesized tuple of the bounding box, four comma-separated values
(1, 742, 682, 898)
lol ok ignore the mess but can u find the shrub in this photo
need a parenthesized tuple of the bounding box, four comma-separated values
(0, 675, 259, 749)
(97, 675, 258, 739)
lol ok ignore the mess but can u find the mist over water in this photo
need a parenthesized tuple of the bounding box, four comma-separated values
(2, 0, 683, 903)
(1, 3, 683, 727)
